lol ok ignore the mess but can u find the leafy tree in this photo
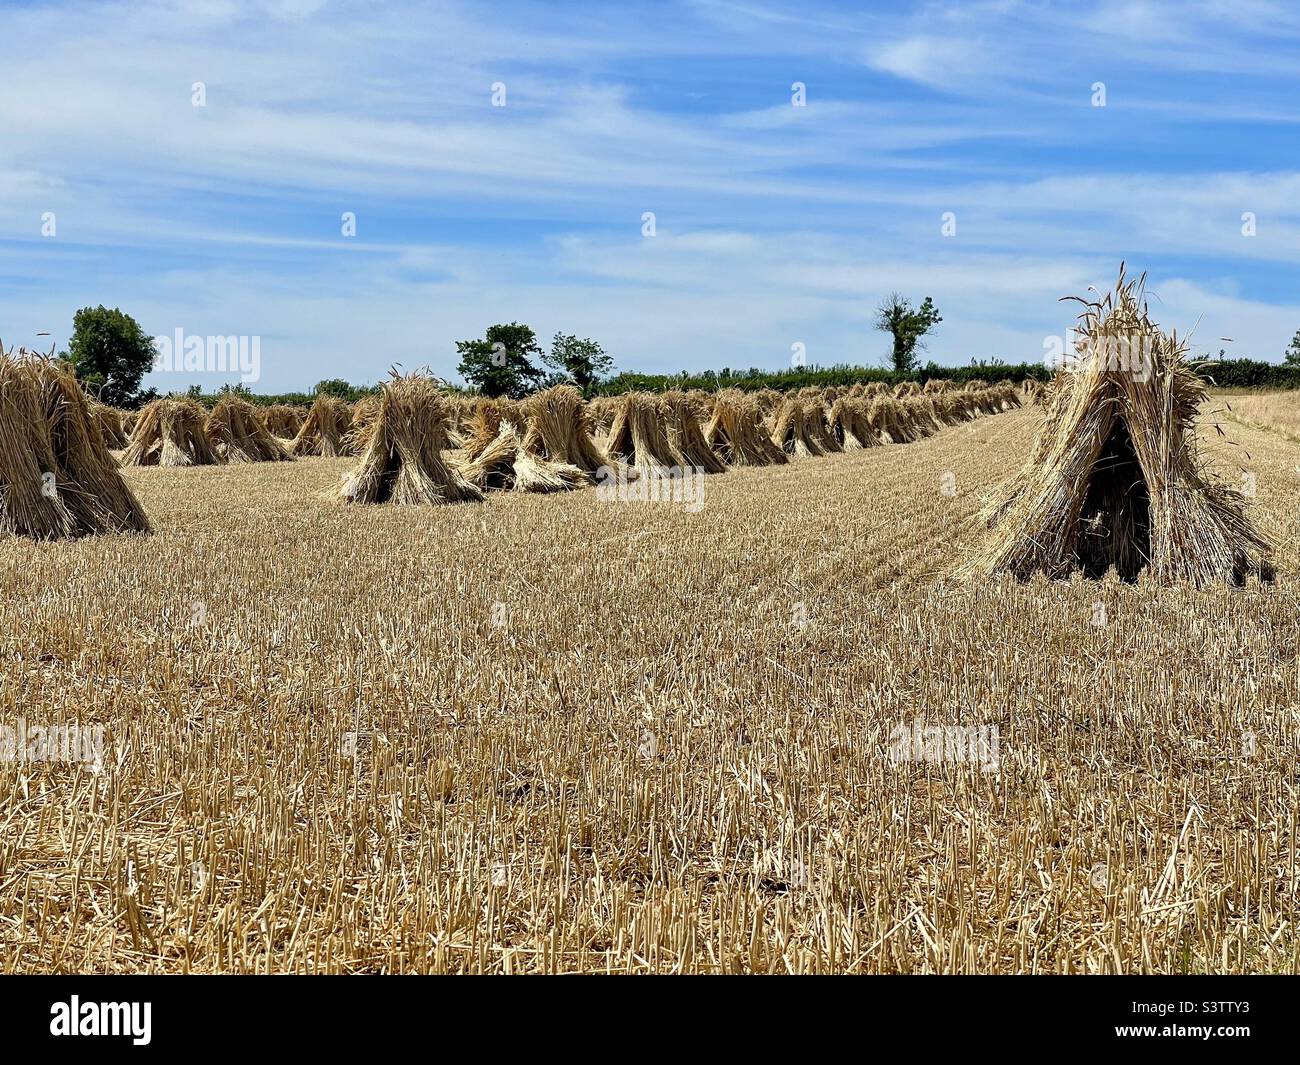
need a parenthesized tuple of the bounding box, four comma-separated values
(543, 333, 615, 396)
(456, 323, 545, 398)
(874, 294, 942, 372)
(1284, 329, 1300, 366)
(67, 305, 156, 406)
(314, 378, 355, 399)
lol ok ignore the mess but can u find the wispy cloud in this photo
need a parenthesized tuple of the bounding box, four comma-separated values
(2, 0, 1299, 387)
(866, 36, 993, 91)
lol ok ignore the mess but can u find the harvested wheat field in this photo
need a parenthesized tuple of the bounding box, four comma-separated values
(1, 396, 1298, 975)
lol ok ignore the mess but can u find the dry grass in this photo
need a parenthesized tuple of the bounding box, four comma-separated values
(1223, 391, 1300, 443)
(607, 393, 679, 474)
(1, 399, 1298, 973)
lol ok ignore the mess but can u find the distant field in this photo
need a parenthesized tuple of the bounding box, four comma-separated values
(2, 406, 1298, 973)
(1222, 390, 1300, 443)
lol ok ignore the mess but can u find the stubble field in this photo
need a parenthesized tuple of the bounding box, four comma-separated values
(3, 402, 1299, 974)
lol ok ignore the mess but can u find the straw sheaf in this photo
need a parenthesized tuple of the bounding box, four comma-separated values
(448, 395, 477, 435)
(463, 398, 505, 462)
(607, 392, 681, 474)
(866, 394, 921, 444)
(207, 396, 294, 463)
(586, 396, 619, 434)
(828, 397, 880, 450)
(702, 390, 788, 466)
(518, 385, 614, 478)
(89, 400, 128, 449)
(263, 403, 307, 438)
(684, 389, 714, 421)
(461, 386, 609, 492)
(340, 374, 482, 505)
(965, 267, 1273, 586)
(0, 352, 150, 538)
(460, 423, 587, 493)
(662, 391, 727, 474)
(771, 397, 830, 458)
(932, 392, 971, 425)
(901, 396, 943, 437)
(994, 383, 1023, 412)
(123, 398, 222, 467)
(289, 395, 356, 457)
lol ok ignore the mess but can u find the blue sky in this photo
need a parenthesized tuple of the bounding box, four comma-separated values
(3, 0, 1300, 392)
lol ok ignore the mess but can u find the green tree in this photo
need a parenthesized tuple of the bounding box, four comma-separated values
(874, 294, 942, 372)
(67, 305, 156, 406)
(544, 333, 614, 396)
(1284, 329, 1300, 366)
(314, 378, 355, 399)
(456, 323, 545, 398)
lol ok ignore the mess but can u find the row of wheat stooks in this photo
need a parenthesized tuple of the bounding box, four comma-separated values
(119, 376, 1028, 503)
(0, 350, 1022, 526)
(3, 271, 1270, 586)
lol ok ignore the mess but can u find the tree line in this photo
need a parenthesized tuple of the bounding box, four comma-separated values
(43, 303, 1300, 409)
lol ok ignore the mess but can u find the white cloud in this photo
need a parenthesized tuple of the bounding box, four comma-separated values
(866, 36, 992, 90)
(2, 0, 1300, 385)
